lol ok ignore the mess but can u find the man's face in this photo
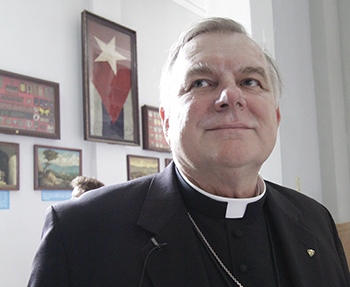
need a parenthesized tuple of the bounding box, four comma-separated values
(161, 32, 281, 177)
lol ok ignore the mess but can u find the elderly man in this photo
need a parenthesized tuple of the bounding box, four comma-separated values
(28, 18, 350, 287)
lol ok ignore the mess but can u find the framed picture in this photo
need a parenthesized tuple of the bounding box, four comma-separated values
(142, 105, 170, 152)
(165, 158, 172, 167)
(34, 145, 82, 190)
(127, 155, 159, 180)
(0, 69, 60, 139)
(82, 10, 140, 145)
(0, 142, 19, 190)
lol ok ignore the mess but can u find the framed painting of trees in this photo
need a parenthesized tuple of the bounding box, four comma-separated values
(34, 145, 82, 190)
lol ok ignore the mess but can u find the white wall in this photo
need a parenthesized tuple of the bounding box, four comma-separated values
(0, 2, 93, 286)
(308, 0, 350, 223)
(271, 0, 350, 223)
(337, 0, 350, 223)
(271, 0, 323, 202)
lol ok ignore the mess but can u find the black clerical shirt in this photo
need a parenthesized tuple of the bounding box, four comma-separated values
(176, 169, 280, 287)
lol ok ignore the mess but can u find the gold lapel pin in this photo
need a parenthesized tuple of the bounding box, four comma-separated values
(307, 249, 315, 257)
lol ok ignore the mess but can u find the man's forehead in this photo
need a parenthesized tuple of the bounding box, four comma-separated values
(183, 32, 260, 52)
(178, 33, 263, 61)
(174, 33, 268, 75)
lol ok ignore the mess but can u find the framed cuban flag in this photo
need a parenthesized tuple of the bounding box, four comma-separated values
(81, 10, 140, 145)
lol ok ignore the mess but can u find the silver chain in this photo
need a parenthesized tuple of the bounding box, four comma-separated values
(187, 212, 244, 287)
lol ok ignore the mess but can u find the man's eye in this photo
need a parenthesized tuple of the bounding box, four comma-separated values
(241, 79, 260, 87)
(191, 79, 210, 88)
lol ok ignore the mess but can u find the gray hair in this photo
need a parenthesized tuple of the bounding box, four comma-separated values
(159, 17, 282, 112)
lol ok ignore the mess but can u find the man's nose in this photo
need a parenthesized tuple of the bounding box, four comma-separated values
(214, 83, 246, 111)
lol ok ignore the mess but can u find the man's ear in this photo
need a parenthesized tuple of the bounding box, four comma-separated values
(159, 107, 171, 145)
(276, 107, 281, 126)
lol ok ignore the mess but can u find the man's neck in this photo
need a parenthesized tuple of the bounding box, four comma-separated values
(176, 163, 261, 199)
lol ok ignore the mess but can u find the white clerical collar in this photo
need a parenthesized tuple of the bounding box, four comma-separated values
(178, 169, 266, 219)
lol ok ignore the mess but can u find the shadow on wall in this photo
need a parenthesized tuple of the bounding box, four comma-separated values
(337, 222, 350, 269)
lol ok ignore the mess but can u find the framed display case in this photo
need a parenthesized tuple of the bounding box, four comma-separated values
(0, 69, 60, 139)
(142, 105, 170, 152)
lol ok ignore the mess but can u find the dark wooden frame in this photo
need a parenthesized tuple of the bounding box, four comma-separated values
(0, 69, 60, 139)
(127, 155, 159, 180)
(34, 145, 82, 190)
(82, 10, 140, 145)
(0, 141, 19, 190)
(165, 158, 172, 167)
(142, 105, 170, 152)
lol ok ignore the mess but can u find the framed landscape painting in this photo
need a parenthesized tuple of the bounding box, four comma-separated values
(127, 155, 159, 180)
(81, 10, 139, 145)
(34, 145, 82, 190)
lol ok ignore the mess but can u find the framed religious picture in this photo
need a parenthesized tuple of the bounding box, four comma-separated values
(0, 142, 19, 190)
(81, 10, 140, 145)
(127, 155, 159, 180)
(34, 145, 82, 190)
(0, 69, 60, 139)
(142, 105, 170, 152)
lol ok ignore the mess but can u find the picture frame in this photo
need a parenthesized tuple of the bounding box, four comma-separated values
(142, 105, 170, 152)
(34, 145, 82, 190)
(0, 141, 19, 190)
(82, 10, 140, 145)
(127, 155, 159, 180)
(0, 69, 60, 139)
(165, 158, 172, 167)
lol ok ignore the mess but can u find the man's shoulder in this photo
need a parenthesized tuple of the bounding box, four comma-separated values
(266, 180, 320, 204)
(265, 180, 331, 220)
(52, 174, 156, 219)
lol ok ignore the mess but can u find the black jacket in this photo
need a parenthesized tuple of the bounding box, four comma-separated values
(28, 162, 350, 286)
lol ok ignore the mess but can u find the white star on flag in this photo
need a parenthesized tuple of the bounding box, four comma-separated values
(94, 36, 127, 75)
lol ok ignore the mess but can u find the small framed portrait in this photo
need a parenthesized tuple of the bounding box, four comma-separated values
(81, 10, 140, 145)
(127, 155, 159, 180)
(0, 141, 19, 190)
(142, 105, 170, 152)
(34, 145, 82, 190)
(0, 69, 60, 139)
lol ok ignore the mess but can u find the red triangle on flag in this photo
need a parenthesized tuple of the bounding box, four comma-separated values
(92, 61, 131, 123)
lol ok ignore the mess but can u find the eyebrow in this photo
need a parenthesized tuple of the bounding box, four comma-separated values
(186, 63, 268, 78)
(185, 62, 218, 78)
(239, 66, 269, 82)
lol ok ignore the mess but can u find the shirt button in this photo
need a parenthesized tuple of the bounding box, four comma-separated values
(234, 229, 243, 237)
(239, 264, 248, 273)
